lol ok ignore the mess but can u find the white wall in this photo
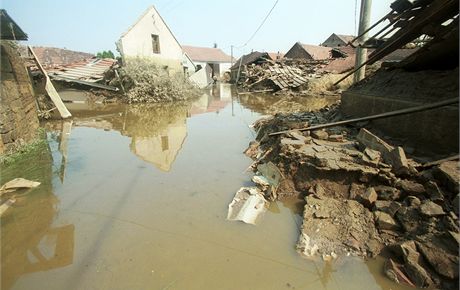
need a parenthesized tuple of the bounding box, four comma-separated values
(120, 7, 183, 69)
(189, 64, 212, 88)
(219, 63, 232, 76)
(192, 61, 232, 78)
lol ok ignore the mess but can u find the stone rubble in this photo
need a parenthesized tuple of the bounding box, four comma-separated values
(243, 104, 459, 289)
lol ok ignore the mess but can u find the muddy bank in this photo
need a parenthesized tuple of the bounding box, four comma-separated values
(244, 105, 459, 289)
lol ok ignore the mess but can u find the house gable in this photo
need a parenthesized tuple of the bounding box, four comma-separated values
(284, 42, 312, 60)
(119, 6, 183, 63)
(322, 33, 355, 47)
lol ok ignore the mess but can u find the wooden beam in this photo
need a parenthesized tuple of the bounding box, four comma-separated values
(28, 46, 71, 119)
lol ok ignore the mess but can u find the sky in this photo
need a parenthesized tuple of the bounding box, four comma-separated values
(2, 0, 393, 57)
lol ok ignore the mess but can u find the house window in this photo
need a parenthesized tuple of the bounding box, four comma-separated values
(151, 34, 160, 54)
(161, 136, 169, 151)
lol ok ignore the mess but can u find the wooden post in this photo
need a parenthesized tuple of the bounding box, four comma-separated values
(28, 46, 71, 119)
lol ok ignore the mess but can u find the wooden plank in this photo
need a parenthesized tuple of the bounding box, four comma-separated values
(28, 46, 71, 119)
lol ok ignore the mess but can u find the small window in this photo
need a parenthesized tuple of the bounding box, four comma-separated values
(151, 34, 160, 54)
(161, 136, 169, 151)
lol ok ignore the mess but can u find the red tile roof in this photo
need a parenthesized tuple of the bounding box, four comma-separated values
(336, 34, 356, 44)
(31, 46, 94, 69)
(300, 44, 332, 60)
(267, 52, 284, 60)
(182, 45, 233, 63)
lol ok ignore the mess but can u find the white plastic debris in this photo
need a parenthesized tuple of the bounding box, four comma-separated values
(227, 187, 268, 225)
(0, 178, 40, 194)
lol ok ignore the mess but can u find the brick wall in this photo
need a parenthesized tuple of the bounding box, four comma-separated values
(0, 41, 39, 154)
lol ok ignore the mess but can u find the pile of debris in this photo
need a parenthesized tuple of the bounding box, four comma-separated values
(236, 58, 339, 95)
(118, 57, 201, 103)
(237, 105, 459, 289)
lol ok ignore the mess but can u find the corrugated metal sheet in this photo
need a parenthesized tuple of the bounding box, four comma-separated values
(48, 58, 117, 83)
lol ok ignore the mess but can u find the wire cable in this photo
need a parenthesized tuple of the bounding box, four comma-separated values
(235, 0, 280, 48)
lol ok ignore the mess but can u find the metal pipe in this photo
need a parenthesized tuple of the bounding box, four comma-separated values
(268, 98, 459, 136)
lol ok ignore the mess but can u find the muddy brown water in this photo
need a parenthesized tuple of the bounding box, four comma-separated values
(1, 85, 414, 290)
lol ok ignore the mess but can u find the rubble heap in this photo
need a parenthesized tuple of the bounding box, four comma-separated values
(243, 105, 459, 289)
(236, 59, 339, 95)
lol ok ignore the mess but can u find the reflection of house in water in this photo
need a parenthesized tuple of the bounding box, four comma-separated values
(55, 85, 231, 173)
(188, 84, 232, 116)
(1, 134, 74, 290)
(130, 117, 187, 172)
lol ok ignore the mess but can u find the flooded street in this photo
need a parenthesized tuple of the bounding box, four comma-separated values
(2, 85, 410, 290)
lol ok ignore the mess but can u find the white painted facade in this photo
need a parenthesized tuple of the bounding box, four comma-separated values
(192, 61, 231, 78)
(117, 6, 184, 71)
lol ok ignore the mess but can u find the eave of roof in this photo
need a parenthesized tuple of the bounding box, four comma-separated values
(0, 9, 28, 40)
(182, 45, 233, 63)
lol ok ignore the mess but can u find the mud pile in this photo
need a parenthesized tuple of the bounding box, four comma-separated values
(244, 105, 459, 289)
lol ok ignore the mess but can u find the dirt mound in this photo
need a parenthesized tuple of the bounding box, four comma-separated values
(297, 196, 381, 259)
(244, 107, 459, 289)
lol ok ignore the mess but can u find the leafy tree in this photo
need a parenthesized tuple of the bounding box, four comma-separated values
(96, 50, 115, 59)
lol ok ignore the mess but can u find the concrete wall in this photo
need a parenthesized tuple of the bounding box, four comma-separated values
(0, 42, 40, 154)
(342, 68, 459, 155)
(119, 6, 183, 72)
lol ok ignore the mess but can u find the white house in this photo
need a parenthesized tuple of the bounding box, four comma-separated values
(117, 6, 185, 73)
(182, 45, 233, 79)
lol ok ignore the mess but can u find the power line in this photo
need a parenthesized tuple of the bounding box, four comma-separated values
(235, 0, 280, 48)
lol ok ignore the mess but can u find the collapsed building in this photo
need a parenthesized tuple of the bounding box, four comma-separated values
(238, 0, 459, 289)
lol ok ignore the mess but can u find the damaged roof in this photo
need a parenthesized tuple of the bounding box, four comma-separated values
(48, 58, 117, 83)
(299, 43, 332, 60)
(27, 46, 95, 69)
(182, 45, 233, 63)
(335, 34, 355, 44)
(0, 9, 28, 40)
(230, 51, 271, 70)
(267, 52, 284, 60)
(322, 46, 418, 74)
(366, 0, 458, 67)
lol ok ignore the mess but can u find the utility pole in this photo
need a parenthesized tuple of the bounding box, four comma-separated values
(231, 45, 234, 67)
(354, 0, 372, 83)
